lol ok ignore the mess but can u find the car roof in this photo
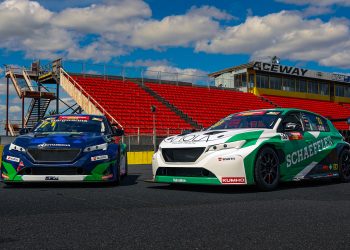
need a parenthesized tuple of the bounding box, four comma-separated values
(234, 108, 329, 119)
(44, 114, 106, 119)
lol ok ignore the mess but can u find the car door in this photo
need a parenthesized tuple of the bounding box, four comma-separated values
(300, 112, 336, 178)
(277, 111, 309, 180)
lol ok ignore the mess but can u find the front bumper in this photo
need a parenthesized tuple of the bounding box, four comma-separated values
(1, 151, 117, 183)
(152, 148, 248, 185)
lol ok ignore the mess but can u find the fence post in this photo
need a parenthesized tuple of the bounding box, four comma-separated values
(103, 64, 106, 80)
(141, 69, 144, 86)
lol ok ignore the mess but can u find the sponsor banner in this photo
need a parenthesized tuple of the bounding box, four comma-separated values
(58, 116, 90, 121)
(253, 61, 350, 83)
(91, 155, 109, 162)
(222, 177, 246, 184)
(6, 156, 20, 163)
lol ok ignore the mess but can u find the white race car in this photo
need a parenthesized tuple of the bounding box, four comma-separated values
(152, 109, 350, 190)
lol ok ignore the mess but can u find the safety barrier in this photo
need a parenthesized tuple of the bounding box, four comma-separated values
(127, 151, 153, 165)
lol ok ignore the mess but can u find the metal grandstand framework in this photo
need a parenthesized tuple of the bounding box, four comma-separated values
(4, 59, 83, 136)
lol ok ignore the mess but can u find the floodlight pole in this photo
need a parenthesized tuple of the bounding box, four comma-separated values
(151, 105, 157, 152)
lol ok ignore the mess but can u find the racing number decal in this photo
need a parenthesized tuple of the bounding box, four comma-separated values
(280, 133, 289, 141)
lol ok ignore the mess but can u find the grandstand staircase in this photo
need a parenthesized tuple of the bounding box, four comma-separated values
(5, 64, 56, 135)
(59, 68, 122, 128)
(137, 82, 202, 129)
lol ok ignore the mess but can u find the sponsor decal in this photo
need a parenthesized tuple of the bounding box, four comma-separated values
(164, 133, 230, 144)
(288, 132, 303, 140)
(17, 161, 25, 172)
(333, 164, 339, 171)
(6, 156, 20, 163)
(173, 178, 187, 183)
(322, 165, 329, 171)
(236, 111, 265, 116)
(38, 143, 71, 148)
(45, 176, 59, 181)
(1, 173, 9, 179)
(218, 157, 236, 161)
(58, 116, 90, 121)
(91, 155, 109, 162)
(286, 136, 333, 168)
(222, 177, 246, 184)
(280, 133, 289, 141)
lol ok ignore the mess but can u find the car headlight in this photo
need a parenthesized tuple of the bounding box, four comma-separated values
(84, 143, 108, 152)
(206, 140, 246, 152)
(9, 143, 26, 152)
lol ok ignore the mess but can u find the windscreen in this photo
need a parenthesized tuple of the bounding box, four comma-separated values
(33, 116, 106, 133)
(208, 111, 281, 130)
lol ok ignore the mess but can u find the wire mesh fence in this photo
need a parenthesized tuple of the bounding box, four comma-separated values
(61, 61, 227, 87)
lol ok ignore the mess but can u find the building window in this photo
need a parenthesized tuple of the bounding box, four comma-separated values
(336, 85, 350, 98)
(283, 78, 295, 92)
(234, 74, 242, 88)
(270, 76, 282, 90)
(242, 74, 247, 87)
(336, 85, 344, 97)
(256, 74, 269, 89)
(319, 83, 329, 96)
(308, 81, 318, 94)
(249, 74, 255, 88)
(296, 80, 307, 92)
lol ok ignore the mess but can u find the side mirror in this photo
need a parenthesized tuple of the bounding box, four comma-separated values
(284, 122, 298, 132)
(19, 128, 30, 135)
(112, 127, 124, 136)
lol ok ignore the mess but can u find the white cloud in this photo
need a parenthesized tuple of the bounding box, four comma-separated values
(53, 0, 151, 34)
(196, 11, 350, 68)
(124, 59, 170, 67)
(276, 0, 350, 6)
(67, 40, 127, 62)
(0, 0, 348, 70)
(145, 65, 209, 83)
(131, 6, 233, 49)
(9, 105, 21, 112)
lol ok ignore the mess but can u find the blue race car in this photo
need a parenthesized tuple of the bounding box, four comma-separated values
(1, 114, 127, 185)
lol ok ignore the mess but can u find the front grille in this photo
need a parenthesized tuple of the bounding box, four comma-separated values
(156, 167, 215, 177)
(162, 147, 205, 162)
(27, 148, 81, 163)
(18, 167, 88, 175)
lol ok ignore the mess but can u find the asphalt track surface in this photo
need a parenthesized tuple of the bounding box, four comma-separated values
(0, 165, 349, 250)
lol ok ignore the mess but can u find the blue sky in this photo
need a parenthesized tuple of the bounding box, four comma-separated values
(0, 0, 350, 130)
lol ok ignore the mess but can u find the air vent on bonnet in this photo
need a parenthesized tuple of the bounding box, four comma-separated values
(203, 131, 225, 135)
(162, 148, 205, 162)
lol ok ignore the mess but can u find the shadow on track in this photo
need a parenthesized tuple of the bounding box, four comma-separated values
(147, 178, 341, 194)
(1, 174, 140, 189)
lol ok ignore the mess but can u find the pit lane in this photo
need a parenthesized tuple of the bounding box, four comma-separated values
(0, 165, 349, 249)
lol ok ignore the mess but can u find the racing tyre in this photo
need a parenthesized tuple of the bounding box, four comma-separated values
(339, 149, 350, 182)
(123, 152, 128, 178)
(111, 162, 121, 186)
(254, 147, 280, 191)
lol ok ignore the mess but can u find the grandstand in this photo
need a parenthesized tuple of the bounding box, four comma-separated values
(3, 59, 350, 139)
